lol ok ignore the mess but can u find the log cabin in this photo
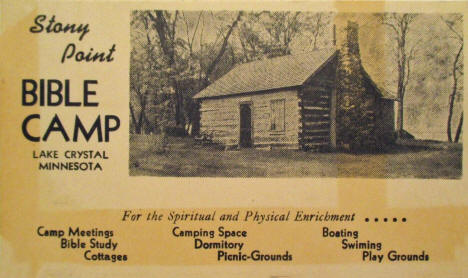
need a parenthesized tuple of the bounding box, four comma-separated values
(193, 21, 396, 151)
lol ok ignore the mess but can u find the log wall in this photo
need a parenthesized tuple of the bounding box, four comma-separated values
(299, 58, 336, 150)
(378, 99, 395, 134)
(363, 77, 396, 146)
(199, 89, 300, 148)
(198, 54, 394, 151)
(376, 98, 395, 144)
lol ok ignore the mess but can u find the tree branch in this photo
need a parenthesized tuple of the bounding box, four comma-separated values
(442, 16, 463, 42)
(205, 11, 243, 78)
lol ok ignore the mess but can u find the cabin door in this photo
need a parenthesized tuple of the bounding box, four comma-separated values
(239, 104, 252, 147)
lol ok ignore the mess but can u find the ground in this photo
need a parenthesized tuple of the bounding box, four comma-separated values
(129, 134, 462, 179)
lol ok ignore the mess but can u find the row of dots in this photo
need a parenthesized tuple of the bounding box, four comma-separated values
(365, 217, 407, 222)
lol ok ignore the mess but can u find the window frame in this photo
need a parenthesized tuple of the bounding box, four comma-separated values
(270, 98, 286, 133)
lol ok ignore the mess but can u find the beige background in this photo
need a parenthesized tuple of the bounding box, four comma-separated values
(1, 1, 467, 277)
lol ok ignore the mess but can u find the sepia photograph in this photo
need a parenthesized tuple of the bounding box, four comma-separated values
(129, 11, 463, 178)
(2, 2, 468, 276)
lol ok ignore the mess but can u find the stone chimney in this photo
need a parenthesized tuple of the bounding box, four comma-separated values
(335, 21, 377, 151)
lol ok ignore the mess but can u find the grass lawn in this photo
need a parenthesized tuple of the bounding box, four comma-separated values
(129, 135, 462, 179)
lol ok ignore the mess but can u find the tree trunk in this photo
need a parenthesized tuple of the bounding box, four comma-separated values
(447, 93, 455, 142)
(396, 100, 404, 136)
(148, 11, 181, 131)
(191, 101, 201, 136)
(174, 90, 186, 131)
(385, 14, 416, 139)
(204, 12, 243, 78)
(130, 104, 138, 134)
(454, 112, 463, 143)
(396, 58, 405, 137)
(137, 108, 144, 134)
(312, 35, 318, 50)
(130, 103, 146, 134)
(447, 44, 463, 142)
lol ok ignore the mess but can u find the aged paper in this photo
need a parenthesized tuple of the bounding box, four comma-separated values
(0, 0, 467, 277)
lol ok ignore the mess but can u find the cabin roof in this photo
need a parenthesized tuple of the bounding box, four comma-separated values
(193, 49, 396, 100)
(193, 49, 337, 99)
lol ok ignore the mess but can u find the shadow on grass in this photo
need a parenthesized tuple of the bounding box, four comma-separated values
(129, 136, 462, 178)
(345, 139, 463, 155)
(386, 139, 462, 153)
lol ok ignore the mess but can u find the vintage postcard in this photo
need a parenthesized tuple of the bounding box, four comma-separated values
(0, 0, 467, 277)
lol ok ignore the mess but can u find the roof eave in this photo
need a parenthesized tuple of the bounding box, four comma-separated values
(360, 67, 398, 101)
(193, 49, 338, 100)
(192, 85, 302, 100)
(382, 96, 398, 101)
(301, 50, 339, 85)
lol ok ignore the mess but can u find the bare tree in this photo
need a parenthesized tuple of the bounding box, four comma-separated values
(130, 12, 158, 134)
(145, 11, 184, 130)
(442, 14, 463, 142)
(130, 11, 333, 136)
(454, 112, 463, 142)
(147, 11, 179, 66)
(236, 12, 266, 62)
(381, 13, 418, 137)
(203, 12, 244, 82)
(130, 47, 147, 134)
(182, 11, 203, 58)
(263, 11, 302, 57)
(304, 13, 331, 50)
(183, 12, 244, 134)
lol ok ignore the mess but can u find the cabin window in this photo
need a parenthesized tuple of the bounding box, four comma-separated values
(270, 99, 285, 132)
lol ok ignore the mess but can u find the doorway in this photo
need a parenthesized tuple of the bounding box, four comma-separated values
(239, 103, 252, 147)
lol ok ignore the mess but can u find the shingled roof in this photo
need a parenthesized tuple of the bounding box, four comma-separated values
(193, 49, 397, 100)
(193, 49, 337, 99)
